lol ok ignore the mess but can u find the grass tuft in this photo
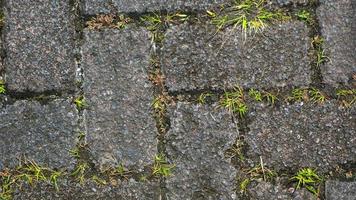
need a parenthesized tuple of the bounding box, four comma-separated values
(295, 10, 313, 25)
(291, 168, 322, 195)
(141, 12, 189, 43)
(239, 178, 250, 194)
(0, 170, 15, 200)
(210, 0, 290, 37)
(336, 89, 356, 107)
(0, 80, 6, 94)
(50, 171, 63, 191)
(152, 154, 175, 177)
(287, 88, 308, 102)
(74, 96, 87, 110)
(220, 86, 248, 117)
(311, 36, 329, 67)
(248, 89, 262, 102)
(197, 92, 214, 104)
(309, 88, 326, 104)
(71, 163, 88, 184)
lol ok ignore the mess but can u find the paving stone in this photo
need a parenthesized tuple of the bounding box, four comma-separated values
(165, 103, 237, 200)
(248, 180, 317, 200)
(273, 0, 309, 6)
(0, 40, 3, 74)
(82, 28, 157, 170)
(245, 101, 356, 172)
(0, 99, 78, 170)
(161, 21, 311, 92)
(317, 0, 356, 87)
(325, 180, 356, 200)
(84, 0, 229, 15)
(13, 179, 161, 200)
(4, 0, 76, 93)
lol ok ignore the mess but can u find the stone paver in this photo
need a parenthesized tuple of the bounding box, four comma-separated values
(317, 0, 356, 87)
(245, 101, 356, 172)
(273, 0, 309, 6)
(0, 39, 3, 74)
(248, 180, 317, 200)
(162, 21, 311, 92)
(84, 0, 228, 15)
(82, 28, 157, 170)
(325, 181, 356, 200)
(13, 179, 161, 200)
(4, 0, 76, 93)
(0, 99, 78, 170)
(166, 103, 237, 200)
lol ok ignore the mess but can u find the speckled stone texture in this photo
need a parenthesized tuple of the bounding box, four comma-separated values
(84, 0, 229, 15)
(317, 0, 356, 87)
(325, 181, 356, 200)
(4, 0, 76, 93)
(0, 99, 78, 170)
(166, 103, 237, 200)
(248, 180, 317, 200)
(273, 0, 309, 6)
(82, 28, 157, 170)
(245, 101, 356, 172)
(161, 21, 311, 92)
(13, 179, 161, 200)
(0, 39, 3, 74)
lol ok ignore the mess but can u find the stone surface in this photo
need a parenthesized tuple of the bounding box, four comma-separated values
(248, 180, 317, 200)
(0, 39, 3, 74)
(0, 99, 78, 170)
(325, 181, 356, 200)
(161, 21, 311, 92)
(273, 0, 309, 6)
(165, 103, 237, 200)
(84, 0, 228, 15)
(245, 101, 356, 172)
(13, 179, 161, 200)
(317, 0, 356, 87)
(82, 28, 157, 170)
(4, 0, 76, 93)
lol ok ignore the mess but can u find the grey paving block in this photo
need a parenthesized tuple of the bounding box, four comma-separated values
(325, 181, 356, 200)
(317, 0, 356, 87)
(84, 0, 229, 15)
(13, 179, 161, 200)
(165, 103, 237, 200)
(245, 101, 356, 172)
(248, 180, 317, 200)
(4, 0, 76, 93)
(161, 21, 311, 92)
(82, 28, 157, 170)
(0, 99, 78, 170)
(273, 0, 309, 6)
(0, 40, 3, 73)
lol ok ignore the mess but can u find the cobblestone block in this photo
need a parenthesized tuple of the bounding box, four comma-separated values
(0, 99, 78, 170)
(162, 21, 311, 92)
(4, 0, 76, 93)
(248, 180, 317, 200)
(245, 101, 356, 172)
(13, 180, 161, 199)
(317, 0, 356, 87)
(166, 103, 237, 199)
(325, 180, 356, 200)
(82, 28, 157, 170)
(84, 0, 229, 15)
